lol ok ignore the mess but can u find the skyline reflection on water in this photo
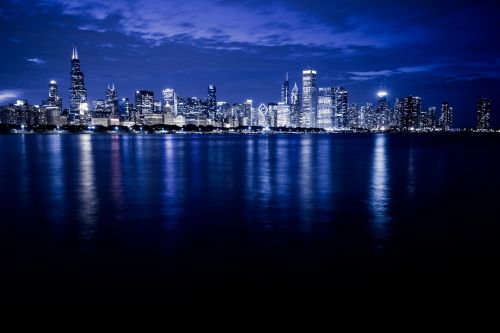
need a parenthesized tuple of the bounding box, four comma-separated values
(1, 133, 500, 295)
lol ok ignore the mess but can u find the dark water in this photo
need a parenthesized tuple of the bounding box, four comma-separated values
(1, 133, 500, 301)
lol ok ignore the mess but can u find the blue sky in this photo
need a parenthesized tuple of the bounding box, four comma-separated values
(0, 0, 499, 127)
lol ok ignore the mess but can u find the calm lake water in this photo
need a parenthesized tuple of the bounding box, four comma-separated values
(1, 133, 499, 300)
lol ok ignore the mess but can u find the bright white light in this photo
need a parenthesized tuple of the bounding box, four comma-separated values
(377, 91, 388, 98)
(79, 102, 88, 116)
(50, 80, 56, 84)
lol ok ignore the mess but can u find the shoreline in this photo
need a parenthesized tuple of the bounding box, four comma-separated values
(1, 130, 499, 135)
(1, 122, 498, 135)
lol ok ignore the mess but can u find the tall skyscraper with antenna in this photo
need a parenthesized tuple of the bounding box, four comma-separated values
(69, 45, 87, 117)
(105, 84, 118, 116)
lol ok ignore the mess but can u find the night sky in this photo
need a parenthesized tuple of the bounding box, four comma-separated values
(0, 0, 498, 127)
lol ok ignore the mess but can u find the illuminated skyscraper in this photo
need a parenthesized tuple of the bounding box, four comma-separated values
(69, 45, 87, 116)
(301, 69, 317, 128)
(43, 80, 62, 112)
(162, 88, 177, 115)
(476, 98, 492, 130)
(333, 87, 348, 129)
(41, 80, 62, 126)
(281, 72, 289, 104)
(207, 85, 217, 120)
(290, 82, 301, 127)
(93, 99, 106, 118)
(439, 102, 453, 131)
(276, 102, 291, 127)
(375, 91, 389, 129)
(135, 90, 154, 115)
(360, 103, 375, 130)
(118, 98, 130, 119)
(317, 87, 334, 129)
(401, 96, 421, 130)
(267, 103, 278, 127)
(346, 103, 360, 129)
(421, 106, 436, 130)
(105, 84, 118, 116)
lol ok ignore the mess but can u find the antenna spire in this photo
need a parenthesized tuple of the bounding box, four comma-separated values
(72, 45, 78, 60)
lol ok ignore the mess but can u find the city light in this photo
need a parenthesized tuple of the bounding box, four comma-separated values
(0, 46, 493, 132)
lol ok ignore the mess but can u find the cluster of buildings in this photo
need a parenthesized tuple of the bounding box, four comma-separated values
(0, 46, 494, 131)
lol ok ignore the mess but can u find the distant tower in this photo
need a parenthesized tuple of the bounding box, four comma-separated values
(135, 90, 154, 115)
(207, 85, 217, 120)
(105, 84, 118, 116)
(375, 91, 389, 129)
(42, 80, 62, 126)
(290, 82, 301, 127)
(118, 97, 130, 119)
(440, 102, 453, 131)
(276, 102, 291, 127)
(45, 80, 62, 113)
(476, 98, 492, 130)
(317, 87, 334, 129)
(301, 69, 317, 128)
(281, 72, 290, 104)
(162, 88, 177, 115)
(69, 45, 87, 116)
(401, 96, 422, 130)
(333, 87, 348, 129)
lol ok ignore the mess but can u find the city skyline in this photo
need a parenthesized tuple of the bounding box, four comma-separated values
(0, 45, 495, 132)
(0, 0, 499, 128)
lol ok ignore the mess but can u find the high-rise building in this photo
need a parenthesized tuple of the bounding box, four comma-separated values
(476, 98, 492, 130)
(346, 103, 360, 129)
(439, 102, 453, 131)
(333, 87, 348, 129)
(256, 103, 269, 127)
(135, 90, 154, 115)
(93, 99, 106, 118)
(154, 100, 162, 113)
(207, 85, 217, 120)
(290, 82, 301, 128)
(47, 80, 62, 111)
(105, 84, 118, 116)
(401, 96, 422, 130)
(360, 103, 375, 130)
(301, 69, 317, 128)
(216, 101, 231, 124)
(244, 99, 254, 125)
(162, 88, 177, 115)
(42, 80, 62, 125)
(375, 91, 389, 129)
(394, 98, 404, 129)
(267, 103, 278, 127)
(118, 98, 130, 119)
(69, 45, 87, 117)
(420, 107, 436, 130)
(317, 87, 334, 129)
(281, 72, 289, 104)
(276, 102, 291, 127)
